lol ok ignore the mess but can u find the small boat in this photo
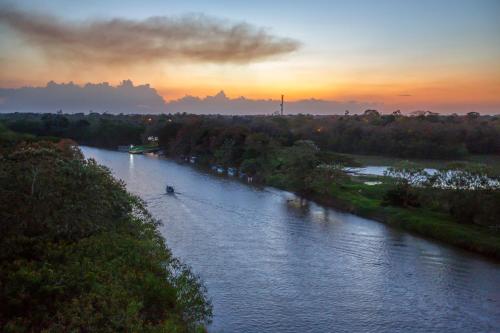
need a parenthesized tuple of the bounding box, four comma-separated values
(166, 185, 175, 194)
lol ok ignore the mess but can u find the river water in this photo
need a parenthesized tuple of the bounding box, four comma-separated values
(81, 146, 500, 333)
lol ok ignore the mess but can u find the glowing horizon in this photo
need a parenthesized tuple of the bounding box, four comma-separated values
(1, 0, 499, 114)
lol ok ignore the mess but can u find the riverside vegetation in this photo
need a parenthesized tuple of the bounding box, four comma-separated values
(1, 112, 500, 258)
(0, 125, 212, 332)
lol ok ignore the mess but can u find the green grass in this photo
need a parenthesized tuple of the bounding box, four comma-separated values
(320, 179, 500, 259)
(468, 154, 500, 170)
(339, 152, 500, 170)
(380, 206, 500, 258)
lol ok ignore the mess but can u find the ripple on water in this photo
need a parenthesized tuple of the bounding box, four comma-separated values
(81, 146, 500, 333)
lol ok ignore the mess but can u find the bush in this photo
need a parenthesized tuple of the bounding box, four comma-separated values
(0, 140, 211, 332)
(382, 183, 421, 208)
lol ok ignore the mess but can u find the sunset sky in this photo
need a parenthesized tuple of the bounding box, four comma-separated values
(1, 0, 499, 113)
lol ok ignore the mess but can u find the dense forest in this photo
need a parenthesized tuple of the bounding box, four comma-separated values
(1, 111, 499, 158)
(0, 126, 212, 332)
(1, 112, 500, 258)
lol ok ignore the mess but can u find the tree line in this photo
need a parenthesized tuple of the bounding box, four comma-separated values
(1, 111, 499, 158)
(1, 111, 499, 256)
(1, 112, 499, 229)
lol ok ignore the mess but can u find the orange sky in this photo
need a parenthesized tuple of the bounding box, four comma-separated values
(1, 1, 499, 113)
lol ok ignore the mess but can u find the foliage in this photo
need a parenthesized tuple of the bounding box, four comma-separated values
(269, 140, 321, 191)
(427, 165, 500, 226)
(2, 112, 500, 158)
(307, 163, 349, 195)
(214, 138, 237, 167)
(382, 183, 421, 208)
(1, 113, 144, 148)
(384, 163, 500, 227)
(2, 112, 500, 257)
(382, 162, 426, 207)
(0, 139, 211, 332)
(325, 180, 500, 258)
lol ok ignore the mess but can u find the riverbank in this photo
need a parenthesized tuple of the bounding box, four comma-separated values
(306, 181, 500, 260)
(7, 122, 498, 261)
(2, 112, 499, 259)
(160, 152, 500, 260)
(82, 145, 500, 333)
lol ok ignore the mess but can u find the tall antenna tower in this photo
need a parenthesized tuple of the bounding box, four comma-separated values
(280, 95, 284, 116)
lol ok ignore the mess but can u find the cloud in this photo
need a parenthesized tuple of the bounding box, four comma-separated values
(0, 6, 300, 65)
(0, 81, 382, 115)
(166, 91, 381, 115)
(0, 80, 166, 113)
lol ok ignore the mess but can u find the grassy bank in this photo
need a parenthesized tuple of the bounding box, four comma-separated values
(3, 116, 499, 260)
(308, 179, 500, 259)
(185, 151, 500, 260)
(172, 143, 500, 260)
(340, 152, 500, 170)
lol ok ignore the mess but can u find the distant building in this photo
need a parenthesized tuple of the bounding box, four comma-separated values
(227, 167, 237, 176)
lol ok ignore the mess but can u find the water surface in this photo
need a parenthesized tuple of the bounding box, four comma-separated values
(82, 146, 500, 333)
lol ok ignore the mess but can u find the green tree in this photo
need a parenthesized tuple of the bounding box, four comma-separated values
(0, 140, 211, 332)
(273, 140, 321, 191)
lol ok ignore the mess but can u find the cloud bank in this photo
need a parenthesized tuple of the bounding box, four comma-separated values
(0, 81, 381, 115)
(0, 6, 300, 65)
(0, 80, 166, 113)
(167, 91, 380, 115)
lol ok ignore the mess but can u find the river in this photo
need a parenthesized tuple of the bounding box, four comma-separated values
(81, 146, 500, 333)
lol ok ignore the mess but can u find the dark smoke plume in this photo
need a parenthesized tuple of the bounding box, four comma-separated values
(0, 6, 300, 64)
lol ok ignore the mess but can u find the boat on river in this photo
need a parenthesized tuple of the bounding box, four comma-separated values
(166, 185, 175, 194)
(128, 143, 161, 154)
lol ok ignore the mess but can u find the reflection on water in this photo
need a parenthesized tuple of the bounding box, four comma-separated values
(82, 146, 500, 333)
(129, 153, 134, 169)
